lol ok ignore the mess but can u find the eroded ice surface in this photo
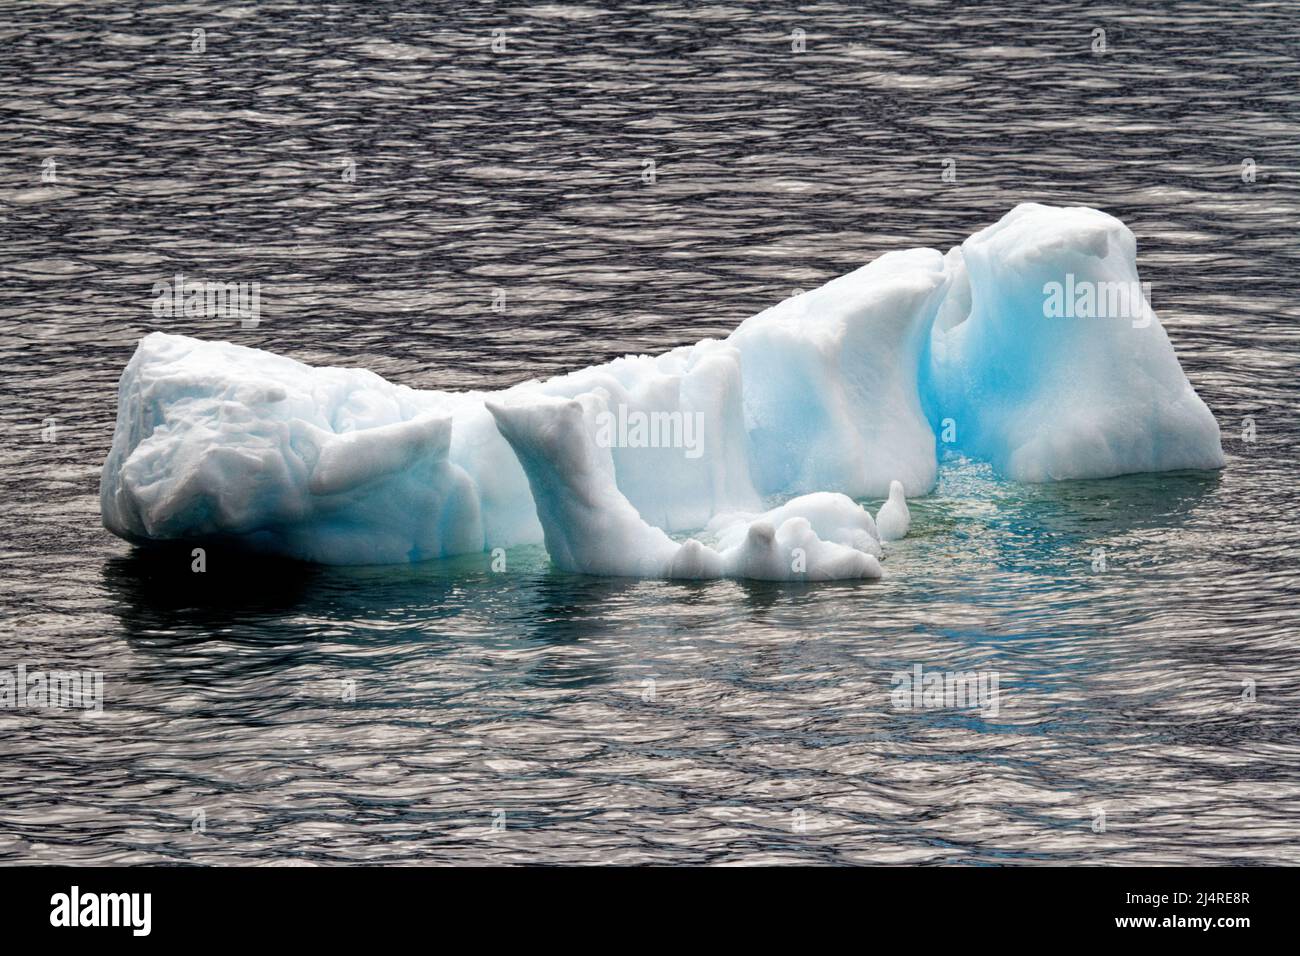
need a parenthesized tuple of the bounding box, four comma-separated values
(101, 204, 1224, 576)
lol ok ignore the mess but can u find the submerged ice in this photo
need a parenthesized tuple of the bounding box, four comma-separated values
(100, 204, 1224, 578)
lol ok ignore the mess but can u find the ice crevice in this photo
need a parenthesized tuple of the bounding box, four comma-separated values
(100, 204, 1225, 579)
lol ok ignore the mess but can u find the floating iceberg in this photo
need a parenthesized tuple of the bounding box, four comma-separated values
(100, 204, 1224, 578)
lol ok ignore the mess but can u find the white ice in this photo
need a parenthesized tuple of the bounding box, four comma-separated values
(485, 394, 883, 580)
(875, 480, 910, 542)
(100, 203, 1224, 576)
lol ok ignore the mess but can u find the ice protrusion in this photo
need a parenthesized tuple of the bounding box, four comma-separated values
(292, 414, 452, 496)
(666, 537, 725, 580)
(485, 397, 883, 581)
(709, 492, 882, 556)
(876, 480, 910, 542)
(721, 516, 882, 582)
(484, 394, 681, 577)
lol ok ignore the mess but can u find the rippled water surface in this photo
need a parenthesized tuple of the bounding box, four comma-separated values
(2, 1, 1299, 864)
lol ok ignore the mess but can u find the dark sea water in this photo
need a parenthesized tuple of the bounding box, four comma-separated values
(2, 1, 1299, 864)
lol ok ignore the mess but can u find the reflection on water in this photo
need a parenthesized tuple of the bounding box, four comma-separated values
(2, 0, 1299, 864)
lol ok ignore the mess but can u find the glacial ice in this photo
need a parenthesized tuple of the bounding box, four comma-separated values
(100, 203, 1225, 578)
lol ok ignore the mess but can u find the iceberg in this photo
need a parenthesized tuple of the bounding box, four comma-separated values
(100, 204, 1224, 578)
